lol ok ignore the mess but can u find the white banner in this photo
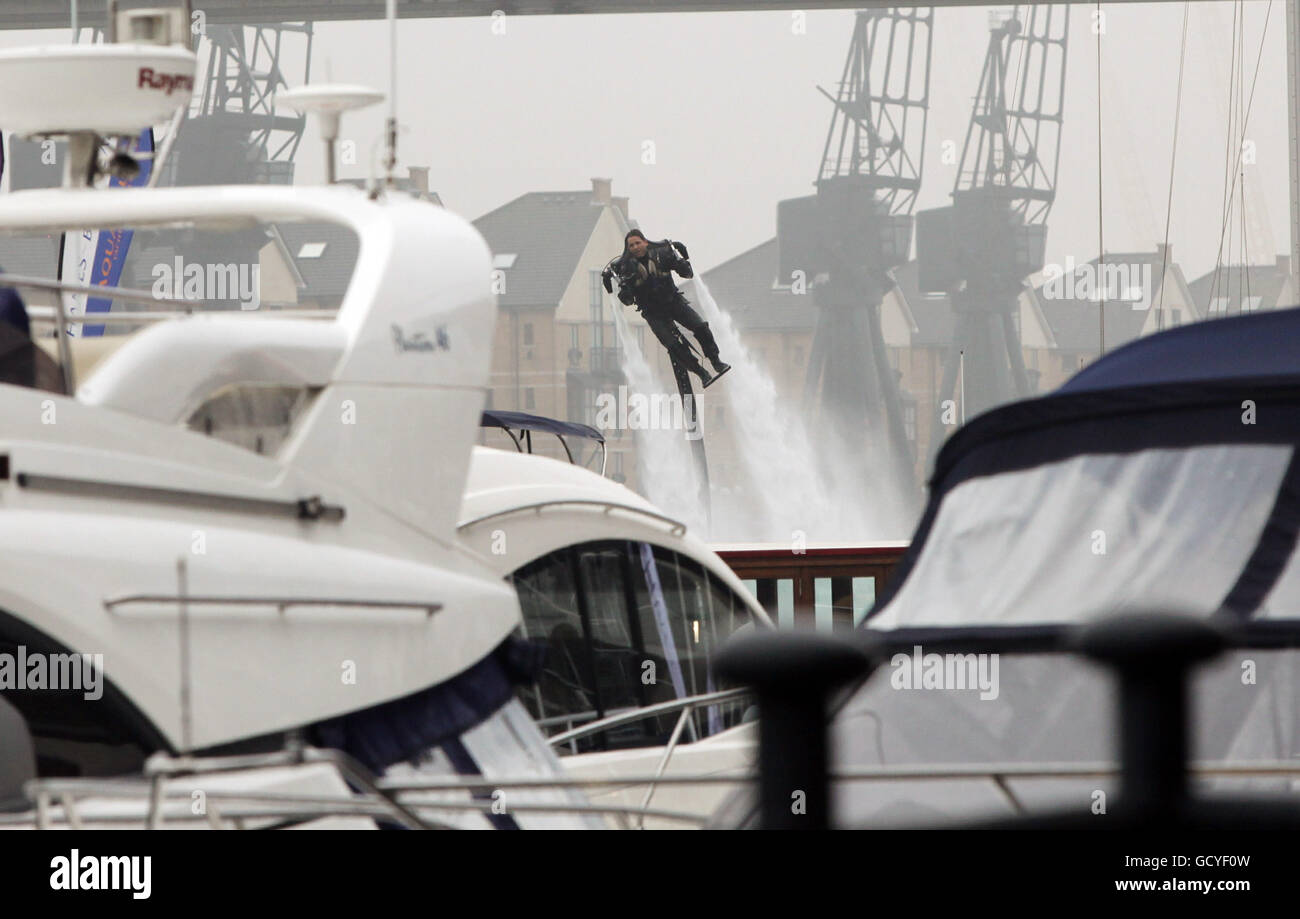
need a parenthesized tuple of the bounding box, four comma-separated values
(59, 227, 97, 338)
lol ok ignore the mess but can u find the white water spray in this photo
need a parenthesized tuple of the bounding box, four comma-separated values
(613, 277, 915, 543)
(609, 303, 709, 535)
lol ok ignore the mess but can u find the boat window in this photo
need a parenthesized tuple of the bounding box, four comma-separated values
(186, 383, 318, 456)
(512, 548, 600, 739)
(511, 540, 754, 752)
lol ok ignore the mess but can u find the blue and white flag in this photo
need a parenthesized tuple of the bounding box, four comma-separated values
(83, 129, 155, 337)
(62, 129, 155, 337)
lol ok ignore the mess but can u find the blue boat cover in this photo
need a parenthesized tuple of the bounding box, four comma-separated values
(1060, 307, 1300, 394)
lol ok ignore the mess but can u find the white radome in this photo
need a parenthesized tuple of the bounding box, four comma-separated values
(0, 44, 196, 137)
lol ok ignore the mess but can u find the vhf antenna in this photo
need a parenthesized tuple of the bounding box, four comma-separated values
(384, 0, 398, 188)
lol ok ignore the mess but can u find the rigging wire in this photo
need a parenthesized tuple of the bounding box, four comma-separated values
(1097, 2, 1105, 353)
(1210, 0, 1274, 310)
(1210, 2, 1243, 311)
(1157, 3, 1191, 328)
(1237, 4, 1247, 310)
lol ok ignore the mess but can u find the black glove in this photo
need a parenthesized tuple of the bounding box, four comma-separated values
(671, 240, 690, 261)
(618, 287, 636, 305)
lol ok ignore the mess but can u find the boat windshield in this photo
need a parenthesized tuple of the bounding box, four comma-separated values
(512, 540, 755, 752)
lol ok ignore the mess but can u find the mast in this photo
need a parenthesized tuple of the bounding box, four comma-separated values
(1288, 0, 1300, 298)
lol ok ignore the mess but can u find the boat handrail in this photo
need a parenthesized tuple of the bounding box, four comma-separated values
(13, 757, 1300, 830)
(16, 471, 348, 524)
(544, 686, 751, 748)
(459, 499, 687, 537)
(16, 768, 711, 830)
(0, 272, 199, 310)
(27, 306, 339, 324)
(104, 594, 440, 616)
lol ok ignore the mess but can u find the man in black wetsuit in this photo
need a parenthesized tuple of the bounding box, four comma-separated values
(603, 229, 730, 388)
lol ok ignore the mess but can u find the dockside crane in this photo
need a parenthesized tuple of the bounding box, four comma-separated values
(916, 5, 1068, 425)
(778, 7, 933, 499)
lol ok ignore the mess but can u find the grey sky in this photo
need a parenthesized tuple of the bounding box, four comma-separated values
(3, 3, 1291, 282)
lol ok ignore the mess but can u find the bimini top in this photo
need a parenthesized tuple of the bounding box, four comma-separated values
(481, 410, 604, 444)
(868, 306, 1300, 630)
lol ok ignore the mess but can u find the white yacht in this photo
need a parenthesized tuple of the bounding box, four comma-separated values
(0, 9, 606, 830)
(458, 437, 770, 826)
(0, 9, 768, 829)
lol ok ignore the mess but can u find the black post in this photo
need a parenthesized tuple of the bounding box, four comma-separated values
(1074, 613, 1227, 818)
(713, 631, 875, 829)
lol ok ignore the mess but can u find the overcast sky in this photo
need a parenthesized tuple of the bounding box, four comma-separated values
(3, 2, 1290, 282)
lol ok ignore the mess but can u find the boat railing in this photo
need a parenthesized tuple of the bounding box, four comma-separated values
(0, 271, 339, 397)
(10, 752, 1300, 830)
(459, 499, 688, 537)
(543, 687, 751, 749)
(541, 686, 753, 827)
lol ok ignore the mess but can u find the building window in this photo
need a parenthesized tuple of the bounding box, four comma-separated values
(1209, 297, 1229, 316)
(1243, 296, 1262, 312)
(525, 388, 535, 410)
(570, 325, 580, 349)
(524, 323, 534, 346)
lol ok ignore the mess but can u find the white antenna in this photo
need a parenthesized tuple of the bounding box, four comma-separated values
(279, 85, 384, 185)
(385, 0, 399, 187)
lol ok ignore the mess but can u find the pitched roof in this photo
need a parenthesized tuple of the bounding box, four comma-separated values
(1188, 262, 1292, 315)
(274, 222, 359, 300)
(1030, 250, 1190, 352)
(472, 191, 605, 310)
(688, 237, 818, 331)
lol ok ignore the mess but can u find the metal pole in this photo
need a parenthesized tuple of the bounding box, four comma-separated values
(1288, 0, 1300, 300)
(177, 557, 193, 753)
(54, 292, 78, 396)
